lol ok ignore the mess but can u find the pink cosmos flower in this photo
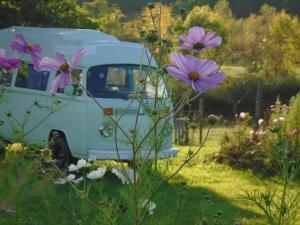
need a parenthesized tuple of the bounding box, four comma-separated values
(39, 48, 86, 94)
(179, 26, 222, 52)
(0, 49, 22, 72)
(165, 53, 224, 93)
(10, 33, 42, 71)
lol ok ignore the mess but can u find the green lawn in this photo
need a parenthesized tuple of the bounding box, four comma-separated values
(0, 127, 300, 225)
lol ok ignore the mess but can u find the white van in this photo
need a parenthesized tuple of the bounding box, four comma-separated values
(0, 26, 176, 165)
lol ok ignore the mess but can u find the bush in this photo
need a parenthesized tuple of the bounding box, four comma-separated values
(213, 93, 300, 176)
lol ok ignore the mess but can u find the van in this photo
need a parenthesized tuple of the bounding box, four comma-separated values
(0, 26, 176, 165)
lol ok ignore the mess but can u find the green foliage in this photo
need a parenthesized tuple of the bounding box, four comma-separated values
(284, 92, 300, 156)
(214, 93, 300, 176)
(0, 0, 97, 28)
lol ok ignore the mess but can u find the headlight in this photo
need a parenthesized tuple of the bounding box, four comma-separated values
(99, 124, 114, 137)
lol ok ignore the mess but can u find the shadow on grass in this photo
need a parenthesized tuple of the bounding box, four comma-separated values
(155, 174, 262, 225)
(0, 158, 262, 225)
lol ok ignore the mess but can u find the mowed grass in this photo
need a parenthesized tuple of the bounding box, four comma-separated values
(0, 126, 300, 225)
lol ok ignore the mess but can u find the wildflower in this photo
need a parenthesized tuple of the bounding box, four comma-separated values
(165, 53, 224, 93)
(112, 167, 138, 184)
(54, 174, 75, 185)
(139, 199, 156, 215)
(39, 48, 86, 94)
(239, 112, 246, 119)
(279, 117, 285, 121)
(249, 130, 254, 135)
(258, 119, 264, 125)
(68, 164, 78, 172)
(290, 128, 298, 138)
(178, 26, 222, 52)
(10, 33, 42, 71)
(76, 159, 90, 170)
(87, 167, 107, 180)
(73, 176, 83, 184)
(0, 49, 22, 72)
(273, 118, 278, 123)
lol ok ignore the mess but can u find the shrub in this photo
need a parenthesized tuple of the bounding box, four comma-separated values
(213, 93, 300, 176)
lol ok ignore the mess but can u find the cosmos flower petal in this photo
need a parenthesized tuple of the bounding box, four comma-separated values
(56, 51, 68, 65)
(205, 36, 222, 47)
(71, 48, 86, 69)
(171, 53, 190, 73)
(31, 44, 43, 55)
(40, 57, 60, 71)
(15, 33, 27, 45)
(60, 73, 72, 89)
(0, 49, 5, 58)
(192, 81, 207, 92)
(50, 75, 62, 94)
(198, 60, 218, 76)
(165, 65, 188, 79)
(179, 43, 194, 51)
(10, 40, 27, 53)
(201, 72, 225, 88)
(31, 53, 41, 71)
(189, 26, 205, 43)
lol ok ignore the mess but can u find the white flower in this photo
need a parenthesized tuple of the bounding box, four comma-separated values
(73, 176, 83, 184)
(54, 174, 76, 185)
(258, 119, 264, 125)
(249, 130, 254, 135)
(68, 164, 78, 172)
(76, 159, 90, 170)
(87, 167, 107, 180)
(279, 117, 285, 121)
(239, 112, 246, 119)
(54, 178, 67, 185)
(66, 174, 76, 181)
(112, 167, 138, 184)
(140, 199, 156, 215)
(273, 118, 278, 123)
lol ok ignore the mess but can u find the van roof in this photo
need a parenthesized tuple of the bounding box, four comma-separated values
(0, 26, 156, 67)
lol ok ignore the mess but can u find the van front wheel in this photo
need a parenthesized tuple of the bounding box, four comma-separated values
(50, 136, 72, 168)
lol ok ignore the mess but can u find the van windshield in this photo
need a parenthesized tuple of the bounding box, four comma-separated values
(86, 64, 167, 99)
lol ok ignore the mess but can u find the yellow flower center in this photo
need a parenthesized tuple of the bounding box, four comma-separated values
(188, 71, 200, 81)
(60, 63, 70, 73)
(27, 44, 33, 51)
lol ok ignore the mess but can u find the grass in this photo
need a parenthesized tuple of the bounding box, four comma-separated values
(0, 127, 300, 225)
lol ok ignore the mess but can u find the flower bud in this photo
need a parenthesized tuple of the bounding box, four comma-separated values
(145, 30, 159, 43)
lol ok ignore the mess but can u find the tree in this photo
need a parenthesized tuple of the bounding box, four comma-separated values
(230, 4, 300, 122)
(82, 0, 125, 38)
(0, 0, 96, 29)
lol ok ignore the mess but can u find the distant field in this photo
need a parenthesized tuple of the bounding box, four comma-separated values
(221, 65, 247, 78)
(221, 65, 300, 78)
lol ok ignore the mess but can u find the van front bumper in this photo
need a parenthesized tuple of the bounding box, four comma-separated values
(88, 148, 178, 160)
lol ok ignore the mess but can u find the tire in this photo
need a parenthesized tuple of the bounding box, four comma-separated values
(50, 136, 72, 168)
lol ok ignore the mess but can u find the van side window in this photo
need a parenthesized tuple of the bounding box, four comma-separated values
(0, 72, 13, 86)
(55, 69, 83, 96)
(15, 63, 50, 91)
